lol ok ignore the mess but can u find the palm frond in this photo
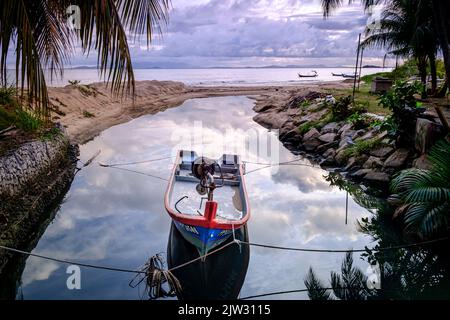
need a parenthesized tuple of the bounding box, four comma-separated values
(117, 0, 170, 46)
(304, 268, 333, 300)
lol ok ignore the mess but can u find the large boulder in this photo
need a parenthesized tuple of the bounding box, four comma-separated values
(363, 156, 384, 169)
(384, 148, 410, 168)
(281, 128, 302, 144)
(323, 148, 336, 158)
(335, 149, 348, 165)
(320, 156, 337, 167)
(412, 154, 433, 170)
(370, 146, 394, 159)
(321, 122, 339, 134)
(318, 133, 337, 144)
(363, 171, 391, 185)
(343, 154, 369, 172)
(316, 141, 338, 154)
(279, 120, 297, 139)
(350, 169, 372, 179)
(302, 128, 320, 141)
(302, 128, 321, 151)
(299, 109, 328, 124)
(415, 118, 444, 154)
(338, 123, 353, 135)
(355, 129, 376, 141)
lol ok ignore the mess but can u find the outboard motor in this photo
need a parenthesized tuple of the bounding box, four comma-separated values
(192, 157, 217, 200)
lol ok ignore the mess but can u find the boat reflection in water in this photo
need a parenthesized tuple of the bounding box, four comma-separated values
(167, 222, 249, 300)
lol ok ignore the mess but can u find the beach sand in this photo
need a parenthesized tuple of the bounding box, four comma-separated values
(48, 80, 353, 144)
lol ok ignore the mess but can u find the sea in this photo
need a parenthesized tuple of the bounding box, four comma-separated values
(46, 67, 388, 87)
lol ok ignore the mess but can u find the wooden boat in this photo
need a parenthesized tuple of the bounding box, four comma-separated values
(298, 70, 318, 78)
(165, 150, 250, 256)
(332, 72, 344, 77)
(167, 221, 249, 299)
(342, 73, 357, 79)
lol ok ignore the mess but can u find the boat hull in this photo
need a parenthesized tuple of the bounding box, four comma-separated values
(173, 220, 235, 256)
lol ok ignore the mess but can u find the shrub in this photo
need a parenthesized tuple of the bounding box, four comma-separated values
(378, 81, 425, 147)
(343, 137, 382, 159)
(0, 85, 16, 105)
(330, 95, 352, 120)
(14, 108, 43, 132)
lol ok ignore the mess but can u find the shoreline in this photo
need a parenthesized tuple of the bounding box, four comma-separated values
(49, 80, 353, 144)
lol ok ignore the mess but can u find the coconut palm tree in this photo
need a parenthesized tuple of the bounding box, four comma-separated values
(0, 0, 170, 119)
(390, 139, 450, 239)
(361, 0, 438, 92)
(321, 0, 450, 93)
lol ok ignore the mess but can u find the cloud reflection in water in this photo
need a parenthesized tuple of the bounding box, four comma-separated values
(20, 96, 373, 300)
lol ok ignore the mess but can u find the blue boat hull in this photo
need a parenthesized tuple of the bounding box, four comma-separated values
(173, 220, 235, 256)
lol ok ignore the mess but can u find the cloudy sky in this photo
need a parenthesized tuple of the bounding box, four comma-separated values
(72, 0, 386, 68)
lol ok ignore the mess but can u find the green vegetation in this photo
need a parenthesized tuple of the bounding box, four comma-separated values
(390, 139, 450, 238)
(83, 110, 96, 118)
(1, 84, 45, 133)
(379, 81, 424, 146)
(0, 106, 43, 132)
(40, 127, 62, 141)
(326, 87, 390, 116)
(343, 137, 382, 160)
(360, 60, 420, 84)
(0, 85, 17, 106)
(305, 252, 375, 300)
(298, 111, 334, 134)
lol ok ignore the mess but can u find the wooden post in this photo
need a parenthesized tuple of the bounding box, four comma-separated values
(353, 33, 362, 103)
(358, 48, 364, 91)
(345, 191, 349, 225)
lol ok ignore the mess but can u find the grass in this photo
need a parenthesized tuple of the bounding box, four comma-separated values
(326, 87, 391, 116)
(343, 137, 382, 160)
(40, 127, 62, 141)
(1, 86, 45, 132)
(298, 111, 335, 134)
(0, 85, 16, 105)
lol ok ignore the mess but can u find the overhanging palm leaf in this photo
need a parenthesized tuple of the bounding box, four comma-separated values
(304, 268, 333, 300)
(390, 139, 450, 238)
(0, 0, 170, 119)
(321, 0, 385, 17)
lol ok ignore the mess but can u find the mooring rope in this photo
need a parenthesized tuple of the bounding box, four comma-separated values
(1, 237, 449, 275)
(239, 287, 374, 300)
(99, 155, 175, 168)
(239, 288, 312, 300)
(236, 236, 450, 253)
(98, 166, 169, 181)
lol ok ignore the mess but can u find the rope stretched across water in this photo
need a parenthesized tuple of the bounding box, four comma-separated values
(1, 236, 449, 274)
(99, 156, 176, 168)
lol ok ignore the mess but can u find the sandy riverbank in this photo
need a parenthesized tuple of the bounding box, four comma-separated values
(48, 80, 353, 144)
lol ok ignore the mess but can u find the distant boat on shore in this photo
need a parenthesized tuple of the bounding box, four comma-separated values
(298, 70, 318, 78)
(332, 72, 357, 79)
(342, 73, 357, 79)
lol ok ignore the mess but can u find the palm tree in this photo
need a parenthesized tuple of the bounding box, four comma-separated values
(361, 0, 438, 92)
(305, 252, 376, 300)
(390, 139, 450, 239)
(0, 0, 170, 119)
(321, 0, 450, 93)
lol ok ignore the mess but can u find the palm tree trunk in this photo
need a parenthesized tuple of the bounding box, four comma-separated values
(429, 53, 437, 94)
(431, 0, 450, 91)
(417, 57, 427, 86)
